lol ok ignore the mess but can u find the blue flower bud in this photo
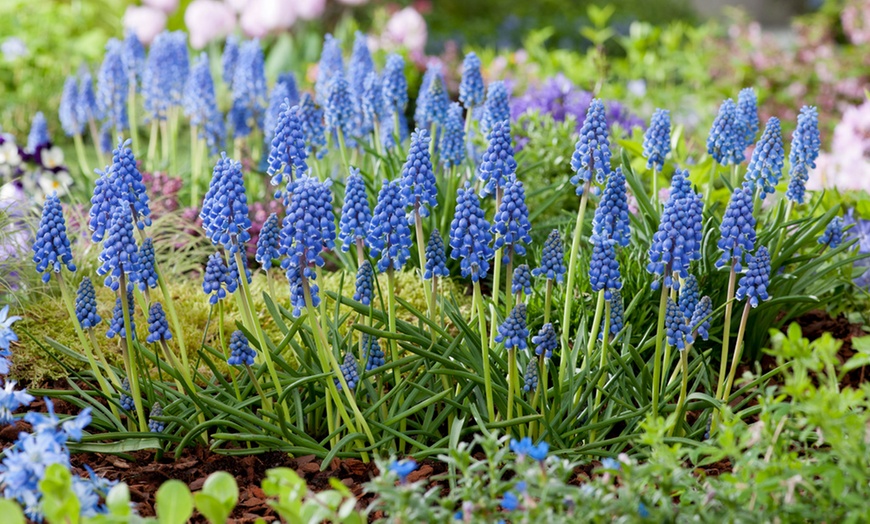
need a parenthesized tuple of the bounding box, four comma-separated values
(744, 117, 785, 200)
(228, 330, 256, 367)
(138, 238, 158, 290)
(735, 246, 771, 308)
(424, 230, 449, 280)
(368, 179, 413, 273)
(532, 229, 565, 283)
(335, 351, 359, 391)
(570, 99, 611, 194)
(353, 260, 374, 306)
(495, 304, 529, 350)
(75, 277, 102, 329)
(532, 323, 557, 358)
(511, 264, 532, 296)
(146, 302, 172, 344)
(786, 106, 820, 205)
(716, 187, 756, 271)
(106, 287, 135, 339)
(819, 216, 843, 249)
(449, 184, 494, 282)
(32, 193, 76, 283)
(459, 52, 484, 110)
(707, 99, 744, 166)
(522, 358, 538, 393)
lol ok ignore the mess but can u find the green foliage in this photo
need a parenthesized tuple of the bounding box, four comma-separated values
(155, 481, 193, 524)
(193, 472, 238, 524)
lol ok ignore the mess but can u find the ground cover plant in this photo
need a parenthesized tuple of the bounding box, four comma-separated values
(1, 2, 870, 521)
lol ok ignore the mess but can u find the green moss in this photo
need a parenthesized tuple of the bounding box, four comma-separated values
(12, 268, 473, 385)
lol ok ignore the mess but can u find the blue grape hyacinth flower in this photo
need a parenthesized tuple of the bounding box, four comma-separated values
(229, 39, 267, 138)
(459, 52, 485, 110)
(601, 289, 624, 340)
(360, 72, 385, 135)
(532, 229, 566, 283)
(440, 103, 466, 169)
(88, 171, 118, 241)
(381, 54, 408, 116)
(368, 179, 413, 273)
(647, 170, 703, 290)
(512, 264, 532, 296)
(96, 204, 141, 291)
(109, 138, 152, 229)
(744, 117, 785, 200)
(348, 31, 374, 103)
(480, 81, 510, 134)
(138, 238, 158, 290)
(522, 359, 538, 393)
(570, 99, 611, 194)
(424, 230, 449, 280)
(819, 217, 844, 248)
(145, 303, 172, 344)
(264, 83, 288, 145)
(449, 184, 494, 282)
(353, 260, 374, 306)
(59, 77, 82, 137)
(121, 32, 145, 87)
(415, 65, 449, 132)
(315, 34, 344, 106)
(642, 109, 671, 171)
(678, 274, 700, 319)
(106, 287, 135, 339)
(492, 175, 532, 263)
(221, 35, 239, 89)
(478, 120, 517, 198)
(285, 262, 316, 318)
(228, 330, 256, 366)
(665, 297, 692, 350)
(325, 70, 357, 140)
(496, 304, 529, 350)
(119, 377, 134, 411)
(148, 403, 165, 433)
(77, 65, 101, 126)
(32, 193, 77, 283)
(298, 93, 327, 158)
(255, 213, 281, 271)
(26, 112, 49, 153)
(363, 333, 385, 372)
(335, 351, 359, 391)
(532, 323, 557, 358)
(339, 168, 372, 252)
(143, 31, 189, 121)
(267, 99, 309, 191)
(184, 53, 225, 155)
(96, 39, 129, 133)
(591, 166, 630, 247)
(202, 252, 233, 304)
(589, 235, 622, 300)
(735, 246, 771, 308)
(736, 88, 759, 148)
(75, 277, 102, 330)
(200, 153, 252, 253)
(707, 99, 744, 166)
(786, 106, 821, 205)
(716, 186, 756, 271)
(690, 296, 712, 341)
(280, 176, 336, 269)
(400, 129, 437, 219)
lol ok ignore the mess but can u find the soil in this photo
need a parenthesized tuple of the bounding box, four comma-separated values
(1, 310, 864, 521)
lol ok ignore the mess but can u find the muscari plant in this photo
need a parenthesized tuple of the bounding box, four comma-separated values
(25, 31, 859, 465)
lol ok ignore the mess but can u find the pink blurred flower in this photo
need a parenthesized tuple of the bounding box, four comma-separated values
(143, 0, 180, 14)
(808, 99, 870, 193)
(337, 0, 368, 5)
(240, 0, 296, 37)
(294, 0, 326, 20)
(842, 0, 870, 45)
(186, 0, 237, 49)
(122, 6, 168, 45)
(225, 0, 251, 12)
(384, 6, 427, 54)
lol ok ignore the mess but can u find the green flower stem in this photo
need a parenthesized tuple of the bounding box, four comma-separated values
(772, 200, 795, 259)
(506, 347, 516, 425)
(559, 180, 592, 384)
(590, 299, 612, 441)
(158, 339, 188, 396)
(265, 269, 276, 301)
(393, 110, 401, 146)
(651, 166, 659, 213)
(651, 283, 669, 416)
(189, 125, 200, 208)
(160, 120, 171, 168)
(244, 363, 273, 417)
(233, 139, 242, 166)
(489, 190, 504, 347)
(722, 301, 752, 408)
(505, 254, 514, 317)
(472, 280, 495, 421)
(544, 279, 553, 324)
(218, 301, 242, 402)
(86, 328, 121, 390)
(584, 290, 607, 375)
(128, 84, 140, 155)
(731, 163, 740, 188)
(169, 108, 180, 176)
(301, 275, 374, 459)
(705, 161, 718, 202)
(429, 122, 437, 158)
(234, 249, 283, 415)
(336, 128, 350, 175)
(540, 354, 549, 424)
(386, 269, 401, 386)
(715, 261, 738, 404)
(56, 272, 119, 421)
(669, 344, 692, 437)
(71, 133, 90, 182)
(147, 120, 159, 171)
(117, 273, 149, 432)
(414, 205, 435, 324)
(87, 117, 105, 168)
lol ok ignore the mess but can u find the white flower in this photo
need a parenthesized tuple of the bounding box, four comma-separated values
(0, 140, 21, 166)
(384, 7, 427, 54)
(122, 6, 168, 45)
(37, 171, 73, 198)
(41, 146, 65, 170)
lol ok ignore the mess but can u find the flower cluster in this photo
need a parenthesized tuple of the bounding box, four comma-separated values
(735, 246, 772, 307)
(716, 187, 757, 271)
(643, 109, 671, 171)
(532, 323, 557, 358)
(449, 184, 494, 282)
(424, 230, 449, 280)
(744, 117, 785, 200)
(492, 175, 532, 262)
(570, 99, 612, 194)
(647, 170, 703, 290)
(368, 179, 413, 273)
(496, 304, 529, 350)
(335, 351, 359, 391)
(532, 229, 565, 282)
(228, 330, 255, 367)
(200, 153, 252, 253)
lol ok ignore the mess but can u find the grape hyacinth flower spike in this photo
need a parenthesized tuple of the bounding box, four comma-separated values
(339, 168, 373, 261)
(267, 99, 308, 193)
(512, 264, 532, 299)
(716, 186, 756, 271)
(32, 193, 76, 283)
(324, 70, 356, 151)
(203, 252, 232, 305)
(665, 297, 692, 351)
(106, 288, 135, 340)
(221, 35, 239, 90)
(678, 274, 700, 319)
(75, 277, 102, 330)
(415, 65, 449, 134)
(786, 106, 821, 205)
(60, 76, 83, 136)
(298, 93, 327, 158)
(707, 99, 744, 167)
(440, 103, 466, 169)
(592, 166, 631, 248)
(424, 230, 449, 281)
(744, 117, 785, 200)
(819, 217, 844, 249)
(315, 34, 344, 106)
(381, 53, 408, 123)
(145, 303, 172, 344)
(368, 179, 413, 274)
(362, 333, 385, 372)
(570, 98, 612, 194)
(200, 153, 252, 254)
(459, 52, 485, 110)
(496, 304, 529, 351)
(533, 229, 566, 283)
(480, 81, 510, 135)
(148, 402, 165, 433)
(736, 87, 759, 149)
(533, 323, 557, 359)
(523, 359, 539, 393)
(96, 204, 140, 292)
(492, 175, 532, 264)
(335, 352, 359, 391)
(478, 120, 517, 198)
(109, 138, 152, 229)
(401, 128, 437, 220)
(138, 238, 158, 291)
(229, 39, 267, 139)
(643, 108, 671, 172)
(97, 39, 129, 135)
(228, 330, 256, 367)
(690, 296, 712, 342)
(353, 260, 374, 307)
(255, 213, 281, 271)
